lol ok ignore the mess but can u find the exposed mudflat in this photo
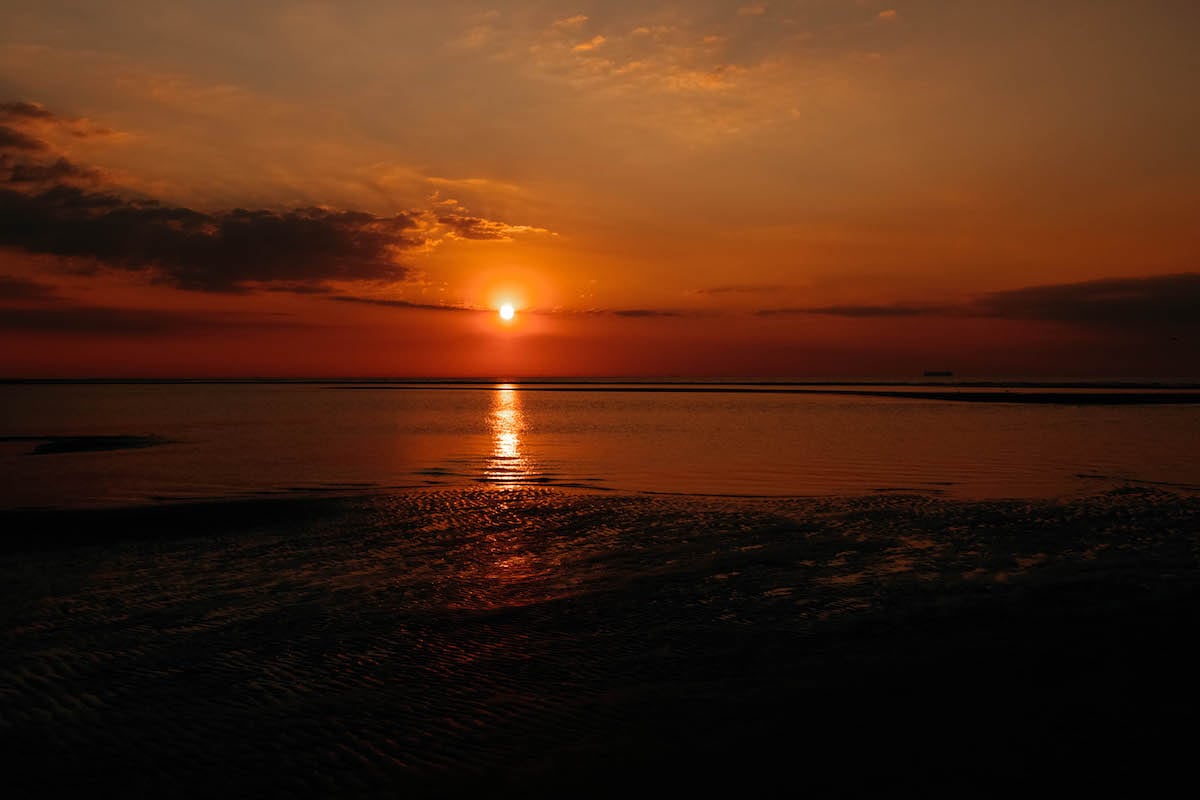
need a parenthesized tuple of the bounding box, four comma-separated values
(0, 435, 168, 456)
(2, 488, 1198, 796)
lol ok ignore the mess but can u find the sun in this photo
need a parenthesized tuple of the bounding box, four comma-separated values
(499, 303, 515, 321)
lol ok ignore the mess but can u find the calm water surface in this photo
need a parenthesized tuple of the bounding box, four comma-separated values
(1, 383, 1198, 507)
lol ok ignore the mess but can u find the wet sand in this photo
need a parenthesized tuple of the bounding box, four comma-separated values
(2, 488, 1198, 796)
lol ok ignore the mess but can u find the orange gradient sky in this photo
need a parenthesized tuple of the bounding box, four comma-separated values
(1, 1, 1197, 377)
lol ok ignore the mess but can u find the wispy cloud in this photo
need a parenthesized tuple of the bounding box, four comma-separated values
(552, 15, 589, 32)
(692, 284, 786, 296)
(328, 295, 478, 313)
(0, 305, 304, 335)
(573, 35, 607, 53)
(609, 308, 683, 318)
(757, 303, 945, 318)
(436, 212, 553, 241)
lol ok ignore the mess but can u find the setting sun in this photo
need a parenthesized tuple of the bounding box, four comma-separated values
(499, 303, 515, 321)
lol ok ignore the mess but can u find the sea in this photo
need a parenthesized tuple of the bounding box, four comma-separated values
(5, 380, 1200, 794)
(2, 379, 1198, 508)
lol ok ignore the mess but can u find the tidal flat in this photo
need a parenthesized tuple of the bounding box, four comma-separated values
(2, 487, 1198, 796)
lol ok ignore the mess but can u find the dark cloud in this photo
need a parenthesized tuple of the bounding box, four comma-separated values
(0, 274, 58, 300)
(551, 307, 711, 319)
(0, 123, 418, 290)
(753, 274, 1200, 333)
(261, 282, 337, 295)
(757, 304, 945, 318)
(0, 185, 418, 292)
(5, 156, 101, 184)
(974, 273, 1200, 329)
(0, 101, 54, 120)
(0, 126, 47, 151)
(0, 101, 119, 139)
(610, 309, 683, 318)
(0, 305, 304, 335)
(0, 100, 550, 294)
(329, 295, 477, 312)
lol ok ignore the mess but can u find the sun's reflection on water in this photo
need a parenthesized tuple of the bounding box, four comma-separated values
(484, 384, 534, 486)
(474, 385, 559, 602)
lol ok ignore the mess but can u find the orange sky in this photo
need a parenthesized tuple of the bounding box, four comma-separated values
(1, 1, 1197, 377)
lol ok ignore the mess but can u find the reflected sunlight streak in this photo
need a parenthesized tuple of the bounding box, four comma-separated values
(485, 385, 535, 486)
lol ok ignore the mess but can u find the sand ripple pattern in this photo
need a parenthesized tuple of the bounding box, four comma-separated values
(2, 488, 1199, 795)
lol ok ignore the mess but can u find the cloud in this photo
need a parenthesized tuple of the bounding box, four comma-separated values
(878, 10, 898, 22)
(436, 213, 552, 241)
(692, 284, 786, 295)
(738, 4, 768, 17)
(553, 15, 589, 31)
(612, 308, 681, 318)
(0, 257, 311, 336)
(0, 100, 122, 139)
(426, 175, 521, 195)
(0, 274, 58, 300)
(0, 304, 303, 335)
(519, 11, 759, 102)
(0, 102, 414, 291)
(0, 100, 553, 293)
(329, 295, 478, 312)
(573, 35, 607, 53)
(755, 274, 1200, 333)
(0, 185, 419, 292)
(0, 126, 47, 151)
(4, 156, 101, 184)
(0, 101, 54, 120)
(757, 303, 945, 317)
(1, 110, 103, 186)
(974, 273, 1200, 329)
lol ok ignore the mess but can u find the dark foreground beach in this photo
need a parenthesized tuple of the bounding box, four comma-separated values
(3, 488, 1198, 796)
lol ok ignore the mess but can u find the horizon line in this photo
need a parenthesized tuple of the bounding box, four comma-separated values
(3, 376, 1200, 388)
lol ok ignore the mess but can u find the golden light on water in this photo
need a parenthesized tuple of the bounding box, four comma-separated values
(485, 385, 531, 486)
(479, 385, 553, 593)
